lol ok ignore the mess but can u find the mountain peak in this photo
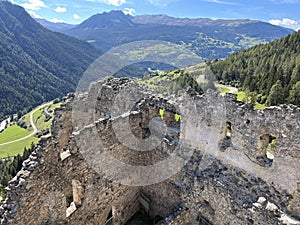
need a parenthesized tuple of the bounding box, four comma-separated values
(104, 10, 126, 16)
(75, 10, 134, 30)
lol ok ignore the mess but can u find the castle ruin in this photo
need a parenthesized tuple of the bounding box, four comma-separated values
(1, 78, 299, 225)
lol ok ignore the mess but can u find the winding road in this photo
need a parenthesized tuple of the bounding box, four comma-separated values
(197, 75, 238, 94)
(0, 103, 50, 146)
(215, 83, 238, 93)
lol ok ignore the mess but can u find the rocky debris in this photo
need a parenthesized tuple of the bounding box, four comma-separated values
(266, 202, 279, 212)
(155, 204, 186, 225)
(279, 214, 300, 225)
(72, 180, 84, 207)
(60, 150, 71, 161)
(0, 100, 62, 224)
(257, 196, 267, 205)
(251, 197, 300, 225)
(66, 202, 77, 218)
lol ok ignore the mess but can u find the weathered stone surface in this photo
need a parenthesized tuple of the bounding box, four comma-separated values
(72, 180, 84, 207)
(1, 78, 299, 225)
(66, 202, 77, 218)
(60, 150, 71, 161)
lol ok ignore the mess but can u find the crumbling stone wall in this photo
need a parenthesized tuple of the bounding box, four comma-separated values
(1, 78, 299, 225)
(0, 94, 141, 225)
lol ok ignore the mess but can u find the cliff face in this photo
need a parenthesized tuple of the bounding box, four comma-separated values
(1, 78, 299, 225)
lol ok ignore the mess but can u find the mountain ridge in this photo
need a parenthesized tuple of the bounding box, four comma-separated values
(35, 18, 76, 32)
(62, 10, 293, 59)
(0, 1, 101, 120)
(75, 10, 134, 30)
(132, 14, 259, 27)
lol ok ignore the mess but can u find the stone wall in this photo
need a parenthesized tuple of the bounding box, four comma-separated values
(1, 78, 299, 225)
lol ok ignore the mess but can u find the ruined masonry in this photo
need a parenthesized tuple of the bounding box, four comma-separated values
(1, 77, 300, 225)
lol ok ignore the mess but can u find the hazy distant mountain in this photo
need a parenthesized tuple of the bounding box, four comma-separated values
(132, 14, 255, 27)
(75, 10, 134, 30)
(0, 1, 101, 119)
(64, 10, 293, 59)
(35, 18, 76, 32)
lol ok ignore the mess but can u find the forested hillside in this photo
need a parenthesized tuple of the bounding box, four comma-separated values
(211, 30, 300, 106)
(0, 1, 101, 120)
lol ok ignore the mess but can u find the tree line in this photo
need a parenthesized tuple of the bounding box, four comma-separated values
(0, 143, 35, 203)
(210, 30, 300, 106)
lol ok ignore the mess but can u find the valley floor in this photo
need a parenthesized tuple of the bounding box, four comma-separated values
(0, 100, 61, 158)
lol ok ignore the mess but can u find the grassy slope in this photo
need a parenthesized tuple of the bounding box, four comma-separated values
(0, 126, 31, 144)
(140, 62, 267, 110)
(0, 100, 61, 158)
(233, 91, 266, 110)
(0, 137, 38, 158)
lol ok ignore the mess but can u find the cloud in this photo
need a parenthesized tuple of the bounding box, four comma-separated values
(85, 0, 127, 6)
(20, 0, 46, 11)
(107, 0, 126, 6)
(269, 18, 300, 30)
(122, 8, 135, 16)
(55, 6, 67, 13)
(73, 14, 81, 20)
(147, 0, 178, 7)
(49, 18, 65, 23)
(204, 0, 241, 5)
(28, 10, 43, 19)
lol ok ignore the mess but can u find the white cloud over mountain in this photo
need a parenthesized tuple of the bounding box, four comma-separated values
(269, 18, 300, 30)
(107, 0, 126, 6)
(28, 10, 43, 19)
(20, 0, 45, 11)
(122, 8, 135, 16)
(73, 14, 81, 20)
(49, 18, 65, 23)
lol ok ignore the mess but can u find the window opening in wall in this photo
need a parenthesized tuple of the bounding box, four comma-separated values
(159, 109, 164, 120)
(266, 137, 277, 161)
(106, 209, 114, 225)
(226, 122, 232, 138)
(125, 210, 153, 225)
(219, 121, 232, 151)
(175, 113, 181, 122)
(139, 193, 150, 214)
(154, 215, 164, 224)
(257, 134, 277, 167)
(197, 214, 213, 225)
(66, 193, 73, 207)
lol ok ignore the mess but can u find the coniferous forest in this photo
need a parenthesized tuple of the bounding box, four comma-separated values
(0, 144, 35, 202)
(211, 30, 300, 106)
(0, 2, 101, 121)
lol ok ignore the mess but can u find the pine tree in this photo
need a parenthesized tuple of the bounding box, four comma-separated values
(266, 80, 284, 106)
(289, 81, 300, 105)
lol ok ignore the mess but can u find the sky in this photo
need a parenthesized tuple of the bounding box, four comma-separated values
(11, 0, 300, 30)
